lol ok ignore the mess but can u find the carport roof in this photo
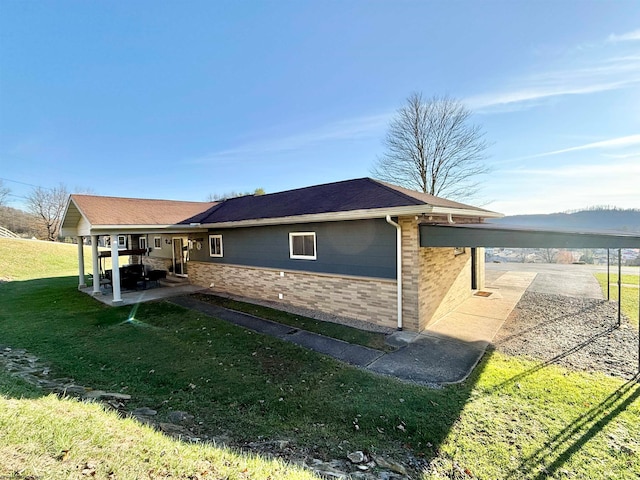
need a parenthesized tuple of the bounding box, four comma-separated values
(420, 223, 640, 248)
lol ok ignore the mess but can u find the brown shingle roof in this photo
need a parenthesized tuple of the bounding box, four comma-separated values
(70, 194, 216, 226)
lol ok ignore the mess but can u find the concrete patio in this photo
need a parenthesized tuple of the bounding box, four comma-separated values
(81, 283, 205, 306)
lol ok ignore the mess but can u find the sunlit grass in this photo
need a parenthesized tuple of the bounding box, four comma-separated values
(0, 237, 126, 282)
(594, 273, 639, 328)
(0, 388, 318, 480)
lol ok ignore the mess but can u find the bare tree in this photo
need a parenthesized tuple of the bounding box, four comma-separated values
(0, 180, 10, 206)
(541, 248, 558, 263)
(206, 188, 265, 201)
(26, 184, 69, 241)
(372, 93, 490, 201)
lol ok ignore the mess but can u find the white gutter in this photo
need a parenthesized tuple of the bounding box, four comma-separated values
(385, 215, 403, 331)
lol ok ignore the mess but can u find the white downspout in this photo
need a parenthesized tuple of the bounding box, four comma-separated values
(386, 215, 403, 331)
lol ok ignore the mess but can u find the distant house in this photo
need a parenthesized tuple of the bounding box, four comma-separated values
(61, 178, 502, 332)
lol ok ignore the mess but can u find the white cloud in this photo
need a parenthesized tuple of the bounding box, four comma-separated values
(525, 134, 640, 159)
(467, 56, 640, 111)
(486, 161, 640, 215)
(467, 28, 640, 112)
(608, 29, 640, 43)
(508, 159, 640, 177)
(189, 112, 390, 164)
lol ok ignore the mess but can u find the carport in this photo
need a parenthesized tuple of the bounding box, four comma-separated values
(419, 222, 640, 371)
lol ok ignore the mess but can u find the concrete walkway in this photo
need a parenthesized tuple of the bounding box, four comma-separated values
(171, 271, 535, 385)
(366, 271, 536, 383)
(82, 284, 206, 306)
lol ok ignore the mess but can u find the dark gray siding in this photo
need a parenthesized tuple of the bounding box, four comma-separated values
(189, 219, 397, 279)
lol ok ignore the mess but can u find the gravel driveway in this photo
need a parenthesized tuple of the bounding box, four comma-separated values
(493, 292, 639, 380)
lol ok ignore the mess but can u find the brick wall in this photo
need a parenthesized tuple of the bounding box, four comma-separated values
(475, 247, 485, 290)
(419, 247, 471, 328)
(189, 261, 398, 329)
(399, 215, 476, 331)
(142, 256, 172, 272)
(398, 217, 421, 331)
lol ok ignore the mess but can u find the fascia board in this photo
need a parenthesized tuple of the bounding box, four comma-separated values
(88, 225, 208, 235)
(199, 205, 501, 229)
(430, 206, 504, 218)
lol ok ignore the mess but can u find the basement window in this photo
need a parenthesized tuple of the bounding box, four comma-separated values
(289, 232, 316, 260)
(209, 234, 223, 257)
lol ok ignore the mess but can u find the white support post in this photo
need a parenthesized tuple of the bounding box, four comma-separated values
(77, 236, 86, 289)
(91, 235, 100, 295)
(111, 234, 122, 304)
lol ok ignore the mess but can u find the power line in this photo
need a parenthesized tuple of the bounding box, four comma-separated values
(0, 177, 48, 189)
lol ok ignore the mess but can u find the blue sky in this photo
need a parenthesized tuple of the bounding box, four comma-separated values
(1, 1, 639, 215)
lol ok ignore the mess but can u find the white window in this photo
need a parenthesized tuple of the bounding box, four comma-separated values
(139, 236, 147, 250)
(154, 237, 162, 249)
(118, 235, 127, 249)
(209, 234, 223, 257)
(289, 232, 316, 260)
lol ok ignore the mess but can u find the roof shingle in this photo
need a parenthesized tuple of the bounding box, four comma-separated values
(183, 178, 494, 224)
(70, 195, 216, 226)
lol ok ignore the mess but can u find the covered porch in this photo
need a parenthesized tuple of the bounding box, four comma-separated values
(60, 193, 212, 305)
(72, 233, 197, 305)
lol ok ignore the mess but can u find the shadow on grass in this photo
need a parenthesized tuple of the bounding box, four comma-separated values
(0, 276, 490, 470)
(509, 374, 640, 479)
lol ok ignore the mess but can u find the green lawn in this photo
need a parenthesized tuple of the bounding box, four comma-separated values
(0, 373, 316, 479)
(594, 273, 639, 328)
(1, 238, 639, 479)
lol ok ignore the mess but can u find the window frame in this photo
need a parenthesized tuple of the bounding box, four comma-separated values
(118, 235, 127, 249)
(153, 237, 162, 249)
(289, 232, 317, 260)
(209, 234, 224, 258)
(139, 236, 147, 250)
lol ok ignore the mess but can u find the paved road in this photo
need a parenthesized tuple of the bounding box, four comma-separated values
(486, 263, 614, 299)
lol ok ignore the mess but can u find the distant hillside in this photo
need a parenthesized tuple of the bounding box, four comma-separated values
(491, 208, 640, 233)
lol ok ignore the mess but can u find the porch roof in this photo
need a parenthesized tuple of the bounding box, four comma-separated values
(61, 195, 216, 236)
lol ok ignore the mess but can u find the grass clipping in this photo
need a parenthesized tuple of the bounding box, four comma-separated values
(0, 393, 316, 480)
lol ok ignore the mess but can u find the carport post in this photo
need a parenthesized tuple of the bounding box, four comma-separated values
(617, 248, 621, 327)
(607, 248, 610, 300)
